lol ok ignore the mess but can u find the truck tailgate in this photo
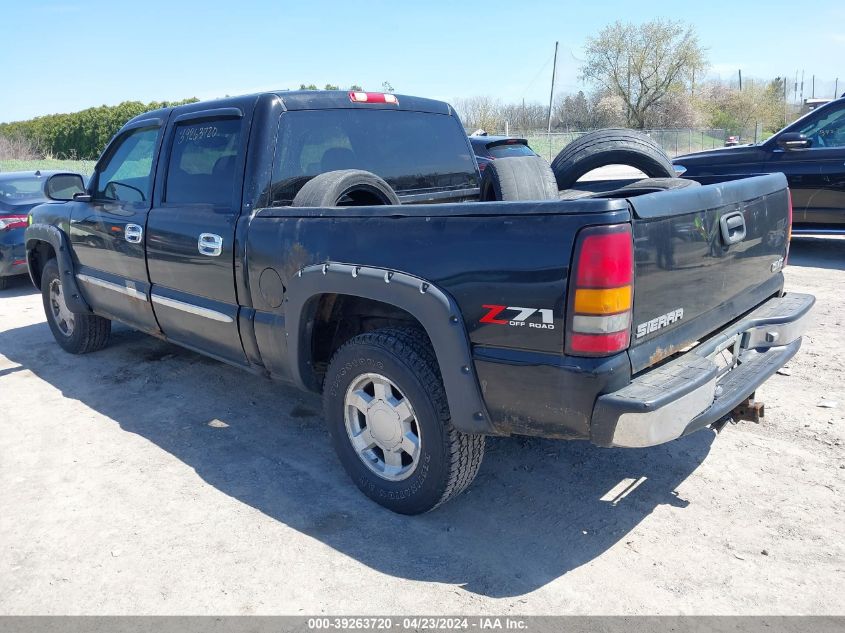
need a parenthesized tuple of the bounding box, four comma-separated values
(627, 173, 791, 373)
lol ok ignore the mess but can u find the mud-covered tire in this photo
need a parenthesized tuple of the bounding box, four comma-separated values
(551, 128, 675, 190)
(292, 170, 400, 207)
(322, 327, 485, 514)
(480, 156, 559, 201)
(41, 259, 110, 354)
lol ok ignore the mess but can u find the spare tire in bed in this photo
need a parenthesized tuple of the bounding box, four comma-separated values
(292, 170, 400, 207)
(480, 156, 559, 202)
(550, 128, 675, 190)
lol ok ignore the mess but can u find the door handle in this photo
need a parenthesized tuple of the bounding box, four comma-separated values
(719, 212, 746, 245)
(125, 224, 143, 244)
(198, 233, 223, 257)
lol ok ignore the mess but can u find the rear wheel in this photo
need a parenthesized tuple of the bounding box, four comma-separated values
(322, 327, 485, 514)
(41, 259, 111, 354)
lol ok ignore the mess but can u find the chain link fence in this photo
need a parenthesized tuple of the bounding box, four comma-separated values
(490, 128, 728, 162)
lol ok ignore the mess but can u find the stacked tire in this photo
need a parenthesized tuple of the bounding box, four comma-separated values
(550, 128, 676, 190)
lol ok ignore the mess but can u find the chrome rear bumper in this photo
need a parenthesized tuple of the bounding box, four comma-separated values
(591, 292, 815, 448)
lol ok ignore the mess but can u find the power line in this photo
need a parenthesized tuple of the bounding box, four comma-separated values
(519, 51, 555, 101)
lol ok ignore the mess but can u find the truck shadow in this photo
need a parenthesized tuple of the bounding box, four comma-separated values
(0, 321, 713, 598)
(0, 275, 38, 297)
(788, 237, 845, 271)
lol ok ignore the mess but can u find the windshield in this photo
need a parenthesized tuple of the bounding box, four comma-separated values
(270, 109, 478, 204)
(0, 176, 46, 206)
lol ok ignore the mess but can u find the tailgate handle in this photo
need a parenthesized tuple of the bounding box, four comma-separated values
(720, 212, 746, 245)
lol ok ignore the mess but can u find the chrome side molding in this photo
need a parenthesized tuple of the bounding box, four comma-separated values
(150, 294, 233, 323)
(76, 274, 147, 301)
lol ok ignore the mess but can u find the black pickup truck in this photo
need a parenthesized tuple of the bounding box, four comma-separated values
(25, 90, 814, 514)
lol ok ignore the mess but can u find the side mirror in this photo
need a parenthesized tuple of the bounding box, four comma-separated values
(44, 173, 87, 201)
(776, 132, 812, 151)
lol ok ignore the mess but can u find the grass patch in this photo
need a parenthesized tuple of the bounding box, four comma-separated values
(0, 159, 97, 175)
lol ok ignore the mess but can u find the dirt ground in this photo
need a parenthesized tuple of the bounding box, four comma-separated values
(0, 237, 843, 616)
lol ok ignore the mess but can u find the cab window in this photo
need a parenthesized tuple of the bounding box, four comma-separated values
(270, 110, 478, 205)
(94, 127, 159, 202)
(165, 119, 242, 205)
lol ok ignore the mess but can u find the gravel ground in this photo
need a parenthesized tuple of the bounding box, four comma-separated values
(0, 237, 842, 615)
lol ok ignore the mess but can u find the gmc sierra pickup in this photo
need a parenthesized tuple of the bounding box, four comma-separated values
(25, 90, 814, 514)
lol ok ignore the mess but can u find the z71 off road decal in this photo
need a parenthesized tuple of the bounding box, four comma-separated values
(480, 305, 555, 330)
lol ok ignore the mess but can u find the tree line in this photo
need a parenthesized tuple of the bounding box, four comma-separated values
(454, 76, 796, 140)
(0, 98, 198, 160)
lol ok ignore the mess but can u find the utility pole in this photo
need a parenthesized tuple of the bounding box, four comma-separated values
(794, 70, 798, 103)
(738, 69, 742, 91)
(812, 75, 815, 99)
(836, 78, 840, 98)
(626, 55, 632, 126)
(521, 98, 525, 131)
(783, 76, 788, 127)
(800, 69, 804, 103)
(547, 41, 559, 134)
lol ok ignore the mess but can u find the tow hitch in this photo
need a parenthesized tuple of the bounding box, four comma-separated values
(732, 393, 765, 423)
(711, 393, 765, 434)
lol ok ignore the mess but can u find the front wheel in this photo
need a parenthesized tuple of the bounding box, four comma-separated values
(322, 328, 485, 514)
(41, 259, 111, 354)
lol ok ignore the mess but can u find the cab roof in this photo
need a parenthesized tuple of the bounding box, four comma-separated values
(124, 90, 453, 128)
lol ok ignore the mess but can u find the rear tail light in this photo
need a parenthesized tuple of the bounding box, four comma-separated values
(0, 215, 29, 231)
(349, 91, 399, 105)
(566, 224, 634, 356)
(785, 188, 793, 265)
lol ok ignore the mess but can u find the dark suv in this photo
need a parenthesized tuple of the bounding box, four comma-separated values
(469, 136, 538, 173)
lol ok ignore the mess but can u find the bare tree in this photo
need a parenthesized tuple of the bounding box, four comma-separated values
(0, 134, 42, 160)
(697, 78, 787, 138)
(499, 101, 546, 132)
(552, 89, 626, 130)
(581, 19, 707, 128)
(452, 96, 503, 133)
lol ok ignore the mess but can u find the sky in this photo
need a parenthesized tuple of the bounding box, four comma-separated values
(2, 0, 844, 123)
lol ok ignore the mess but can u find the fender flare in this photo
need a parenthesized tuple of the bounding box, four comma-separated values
(284, 262, 496, 436)
(24, 223, 91, 314)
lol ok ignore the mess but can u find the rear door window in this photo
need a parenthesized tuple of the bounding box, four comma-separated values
(270, 109, 478, 204)
(165, 118, 242, 205)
